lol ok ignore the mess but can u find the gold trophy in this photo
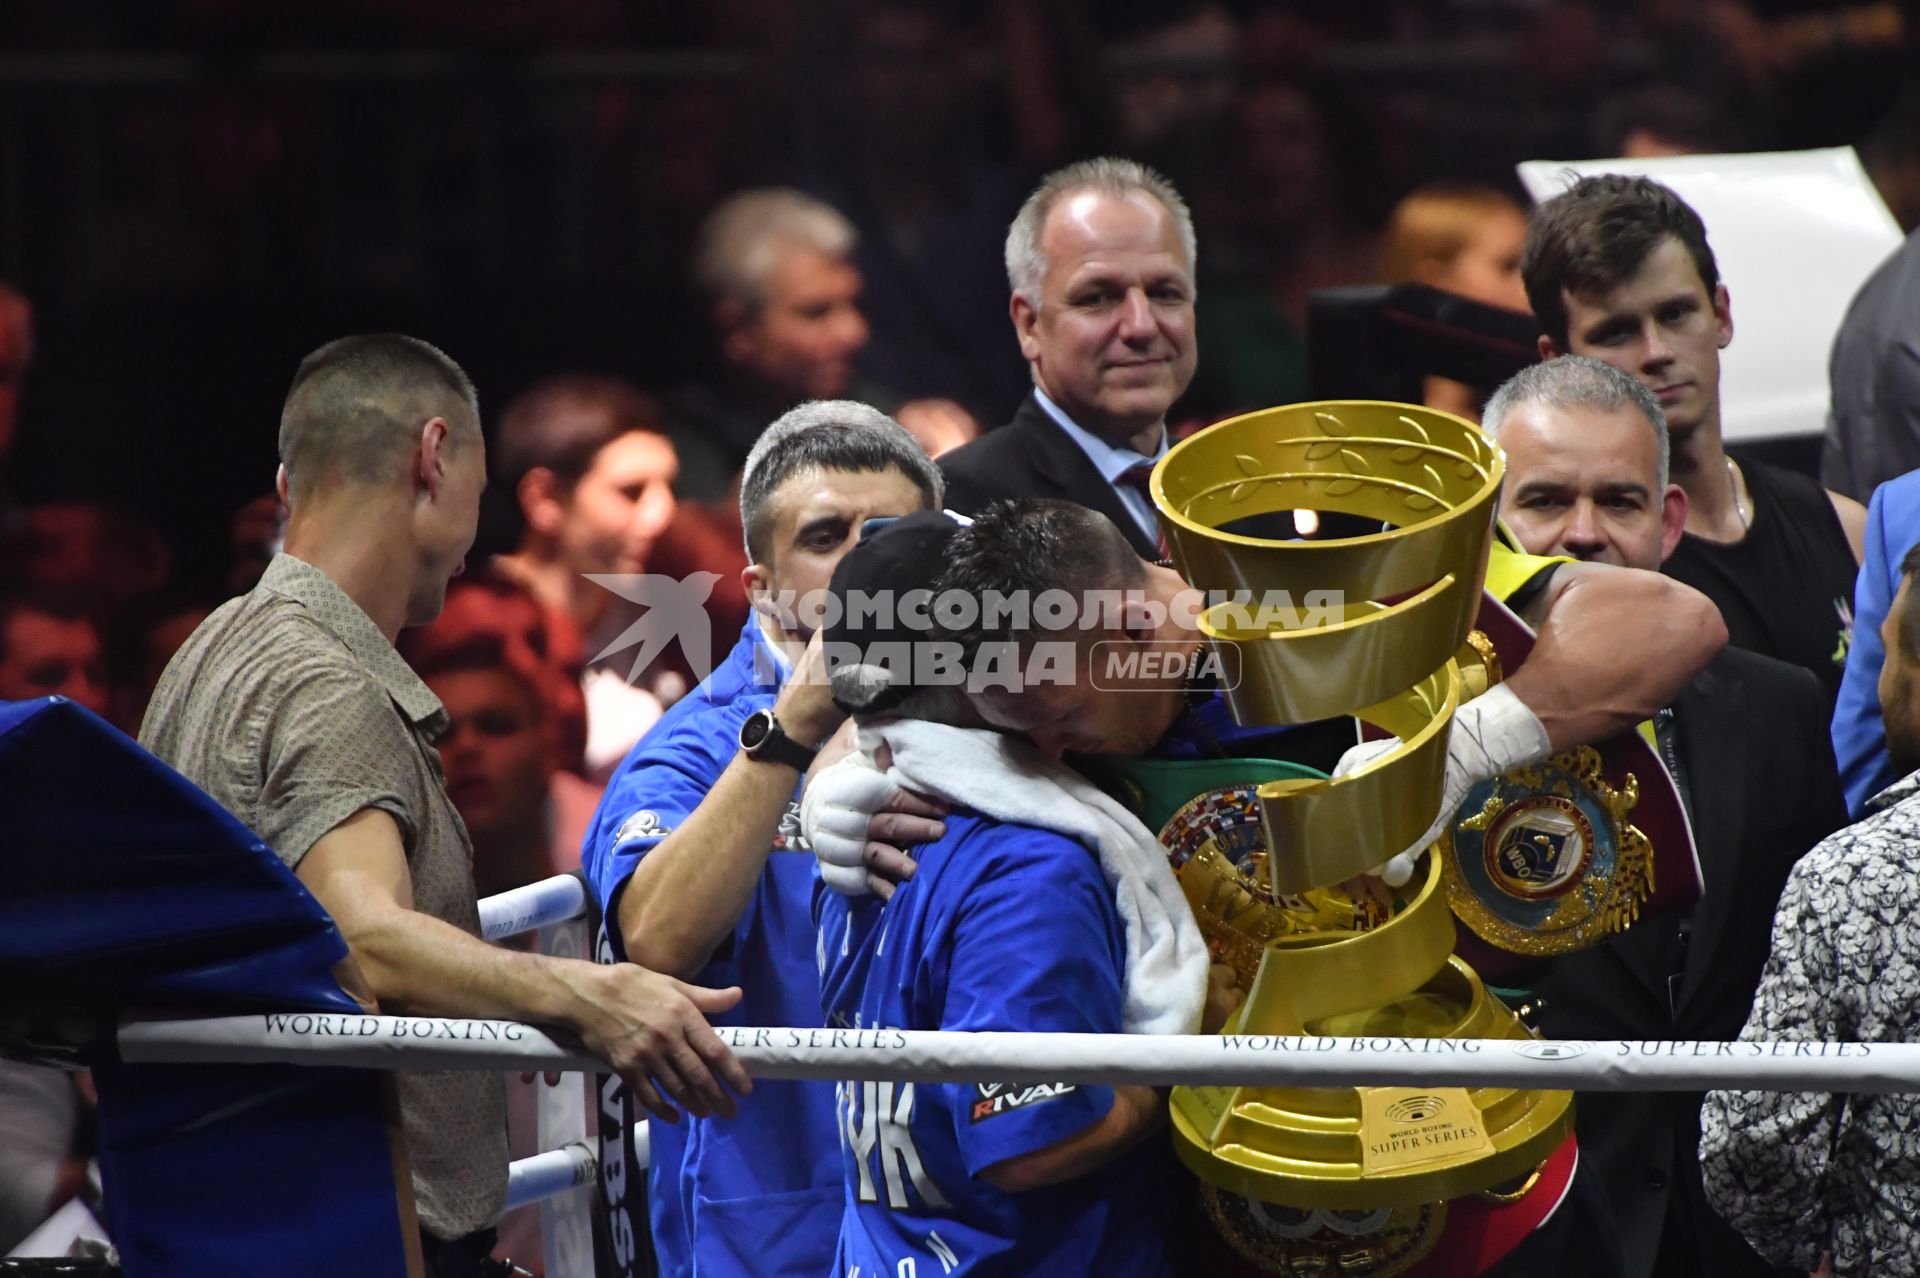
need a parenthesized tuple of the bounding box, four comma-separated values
(1147, 403, 1575, 1275)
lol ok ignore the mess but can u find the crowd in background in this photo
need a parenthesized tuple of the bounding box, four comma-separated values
(3, 0, 1920, 1268)
(3, 0, 1916, 741)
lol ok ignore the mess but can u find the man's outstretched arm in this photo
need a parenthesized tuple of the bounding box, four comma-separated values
(1509, 559, 1727, 751)
(299, 808, 753, 1124)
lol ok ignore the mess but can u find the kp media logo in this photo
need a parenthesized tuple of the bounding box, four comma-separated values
(1091, 640, 1241, 691)
(585, 572, 724, 685)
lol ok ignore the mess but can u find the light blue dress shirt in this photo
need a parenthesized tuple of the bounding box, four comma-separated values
(1031, 388, 1167, 545)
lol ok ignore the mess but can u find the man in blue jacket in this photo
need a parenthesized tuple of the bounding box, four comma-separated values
(581, 400, 944, 1278)
(1832, 468, 1920, 818)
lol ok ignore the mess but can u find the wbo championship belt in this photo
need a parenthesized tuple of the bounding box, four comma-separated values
(1436, 571, 1701, 983)
(1108, 400, 1693, 1277)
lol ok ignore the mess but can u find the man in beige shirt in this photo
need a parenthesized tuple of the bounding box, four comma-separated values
(140, 333, 748, 1274)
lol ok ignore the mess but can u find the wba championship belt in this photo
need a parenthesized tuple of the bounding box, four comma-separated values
(1139, 402, 1576, 1277)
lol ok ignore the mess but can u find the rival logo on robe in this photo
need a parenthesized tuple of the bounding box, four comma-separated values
(970, 1080, 1077, 1123)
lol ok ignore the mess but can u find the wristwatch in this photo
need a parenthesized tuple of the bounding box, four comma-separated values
(738, 708, 818, 771)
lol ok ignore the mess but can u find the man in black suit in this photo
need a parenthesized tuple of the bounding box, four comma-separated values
(1485, 355, 1848, 1278)
(938, 157, 1197, 561)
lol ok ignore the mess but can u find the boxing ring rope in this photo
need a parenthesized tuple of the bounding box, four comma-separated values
(76, 873, 1908, 1276)
(504, 1141, 598, 1212)
(479, 873, 591, 942)
(479, 874, 601, 1277)
(165, 874, 1910, 1104)
(117, 1013, 1900, 1093)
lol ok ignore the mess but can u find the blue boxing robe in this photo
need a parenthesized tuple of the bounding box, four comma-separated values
(814, 812, 1172, 1278)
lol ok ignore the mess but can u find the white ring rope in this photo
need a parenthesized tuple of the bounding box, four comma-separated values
(478, 874, 589, 942)
(118, 1015, 1895, 1093)
(504, 1141, 597, 1212)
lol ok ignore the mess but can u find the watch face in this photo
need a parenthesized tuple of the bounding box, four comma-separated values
(741, 711, 772, 750)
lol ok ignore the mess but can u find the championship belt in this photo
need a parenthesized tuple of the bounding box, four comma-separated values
(1138, 401, 1575, 1277)
(1093, 754, 1582, 1278)
(1082, 756, 1385, 983)
(1440, 586, 1702, 970)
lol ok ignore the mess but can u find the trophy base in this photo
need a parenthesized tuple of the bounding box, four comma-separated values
(1170, 956, 1573, 1211)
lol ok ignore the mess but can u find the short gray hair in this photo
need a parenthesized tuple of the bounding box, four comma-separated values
(739, 400, 944, 564)
(1482, 354, 1671, 488)
(1003, 157, 1197, 304)
(692, 188, 857, 313)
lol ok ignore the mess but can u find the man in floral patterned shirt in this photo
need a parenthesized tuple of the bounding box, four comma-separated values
(1701, 542, 1920, 1277)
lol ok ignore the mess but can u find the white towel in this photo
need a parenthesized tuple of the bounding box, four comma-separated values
(853, 719, 1209, 1037)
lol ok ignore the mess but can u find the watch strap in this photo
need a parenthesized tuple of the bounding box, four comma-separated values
(743, 709, 818, 771)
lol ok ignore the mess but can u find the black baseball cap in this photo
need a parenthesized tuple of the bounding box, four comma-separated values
(823, 509, 969, 715)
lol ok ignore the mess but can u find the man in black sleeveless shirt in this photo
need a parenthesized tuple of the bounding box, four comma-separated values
(1522, 174, 1865, 703)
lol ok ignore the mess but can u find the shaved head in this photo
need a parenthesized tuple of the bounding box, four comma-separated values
(279, 333, 480, 501)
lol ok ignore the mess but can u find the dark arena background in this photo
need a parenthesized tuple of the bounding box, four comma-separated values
(3, 1, 1915, 591)
(4, 3, 1920, 1277)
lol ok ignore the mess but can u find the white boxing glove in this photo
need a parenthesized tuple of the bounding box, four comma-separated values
(799, 752, 896, 897)
(1333, 682, 1552, 885)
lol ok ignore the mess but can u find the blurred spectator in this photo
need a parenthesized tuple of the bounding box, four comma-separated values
(1378, 183, 1532, 419)
(1858, 80, 1920, 232)
(414, 638, 574, 896)
(0, 592, 109, 715)
(1380, 185, 1531, 312)
(492, 378, 682, 776)
(403, 568, 590, 784)
(4, 501, 172, 618)
(1730, 1, 1909, 82)
(1591, 83, 1742, 157)
(1822, 227, 1920, 502)
(492, 378, 676, 618)
(408, 635, 598, 1277)
(673, 189, 880, 486)
(226, 492, 287, 597)
(0, 281, 33, 497)
(1185, 77, 1377, 420)
(112, 593, 215, 733)
(815, 2, 1037, 420)
(893, 398, 981, 459)
(1105, 7, 1240, 208)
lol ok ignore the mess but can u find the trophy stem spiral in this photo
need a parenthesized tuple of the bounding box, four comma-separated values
(1148, 402, 1575, 1233)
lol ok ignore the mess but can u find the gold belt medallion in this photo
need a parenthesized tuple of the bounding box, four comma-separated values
(1446, 745, 1657, 955)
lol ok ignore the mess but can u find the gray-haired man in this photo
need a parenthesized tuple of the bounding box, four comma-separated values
(939, 157, 1199, 561)
(671, 189, 877, 486)
(1484, 354, 1847, 1278)
(580, 399, 948, 1278)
